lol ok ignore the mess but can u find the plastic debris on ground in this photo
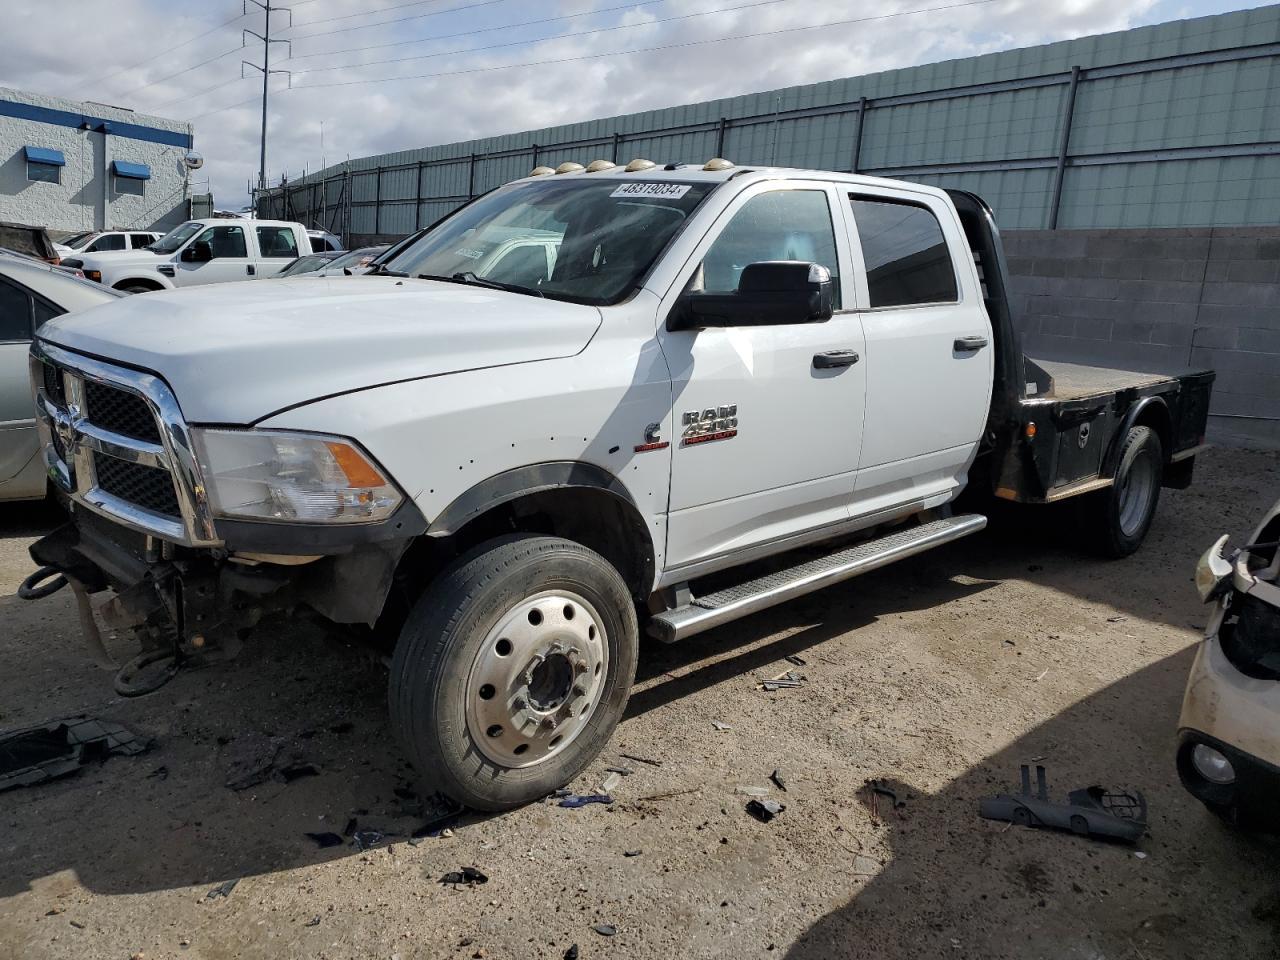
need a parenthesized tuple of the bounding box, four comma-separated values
(304, 915, 321, 927)
(204, 879, 238, 901)
(593, 924, 618, 936)
(711, 721, 732, 731)
(736, 785, 772, 797)
(222, 732, 317, 791)
(352, 829, 386, 850)
(0, 716, 148, 793)
(623, 849, 642, 857)
(559, 793, 613, 808)
(304, 832, 344, 849)
(746, 798, 785, 822)
(978, 764, 1147, 843)
(770, 769, 788, 791)
(411, 796, 465, 839)
(859, 777, 911, 822)
(440, 866, 488, 886)
(601, 771, 622, 793)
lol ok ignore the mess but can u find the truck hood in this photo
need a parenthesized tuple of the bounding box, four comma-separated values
(38, 276, 603, 423)
(72, 249, 166, 268)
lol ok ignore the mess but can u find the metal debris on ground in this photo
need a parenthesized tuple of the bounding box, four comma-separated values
(619, 752, 662, 767)
(601, 771, 622, 792)
(559, 794, 613, 808)
(304, 916, 321, 927)
(594, 923, 618, 936)
(440, 866, 488, 886)
(304, 832, 344, 849)
(745, 798, 785, 822)
(605, 766, 633, 776)
(411, 797, 465, 839)
(0, 716, 148, 793)
(784, 654, 807, 666)
(223, 732, 316, 791)
(859, 778, 910, 823)
(711, 721, 732, 731)
(1107, 616, 1128, 623)
(770, 769, 788, 791)
(352, 829, 386, 850)
(204, 879, 239, 901)
(978, 764, 1147, 843)
(760, 669, 807, 691)
(623, 849, 642, 857)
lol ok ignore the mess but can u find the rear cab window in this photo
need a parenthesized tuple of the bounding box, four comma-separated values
(848, 195, 958, 308)
(257, 226, 300, 258)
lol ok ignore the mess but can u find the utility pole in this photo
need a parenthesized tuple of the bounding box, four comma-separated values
(242, 0, 292, 203)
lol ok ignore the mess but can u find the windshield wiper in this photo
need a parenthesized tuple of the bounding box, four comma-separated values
(417, 271, 544, 298)
(365, 262, 408, 277)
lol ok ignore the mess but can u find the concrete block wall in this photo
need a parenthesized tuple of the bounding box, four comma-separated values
(1004, 227, 1280, 449)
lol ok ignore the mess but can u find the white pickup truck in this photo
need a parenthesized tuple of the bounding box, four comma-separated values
(23, 160, 1214, 809)
(61, 218, 311, 293)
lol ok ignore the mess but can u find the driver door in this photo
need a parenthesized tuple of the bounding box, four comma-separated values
(176, 224, 255, 286)
(657, 182, 867, 572)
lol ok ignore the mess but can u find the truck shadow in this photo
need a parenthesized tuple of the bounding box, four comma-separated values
(778, 647, 1280, 960)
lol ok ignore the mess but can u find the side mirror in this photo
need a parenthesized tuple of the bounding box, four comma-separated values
(670, 261, 834, 331)
(182, 240, 213, 263)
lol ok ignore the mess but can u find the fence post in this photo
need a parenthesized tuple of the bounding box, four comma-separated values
(851, 97, 868, 174)
(611, 132, 621, 162)
(716, 117, 727, 158)
(415, 161, 424, 230)
(1048, 65, 1082, 230)
(468, 153, 477, 198)
(374, 166, 383, 238)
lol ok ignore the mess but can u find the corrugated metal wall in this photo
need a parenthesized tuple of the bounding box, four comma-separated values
(260, 6, 1280, 238)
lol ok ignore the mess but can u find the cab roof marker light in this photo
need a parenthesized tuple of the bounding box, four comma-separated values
(624, 158, 656, 172)
(528, 166, 555, 177)
(555, 162, 585, 174)
(704, 157, 734, 171)
(584, 159, 617, 173)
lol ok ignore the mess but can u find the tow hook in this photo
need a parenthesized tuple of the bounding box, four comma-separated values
(17, 565, 68, 601)
(18, 563, 183, 698)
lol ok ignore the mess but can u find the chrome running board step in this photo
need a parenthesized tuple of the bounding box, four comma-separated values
(651, 514, 987, 643)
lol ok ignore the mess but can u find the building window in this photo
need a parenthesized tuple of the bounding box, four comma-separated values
(23, 146, 65, 184)
(111, 160, 150, 197)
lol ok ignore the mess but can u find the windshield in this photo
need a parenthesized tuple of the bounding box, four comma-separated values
(149, 221, 203, 254)
(61, 232, 94, 249)
(279, 254, 331, 277)
(386, 178, 717, 304)
(327, 246, 387, 271)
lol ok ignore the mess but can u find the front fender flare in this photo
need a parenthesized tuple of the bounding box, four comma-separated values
(426, 462, 639, 537)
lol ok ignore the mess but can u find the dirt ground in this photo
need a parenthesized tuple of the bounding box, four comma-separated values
(0, 448, 1277, 960)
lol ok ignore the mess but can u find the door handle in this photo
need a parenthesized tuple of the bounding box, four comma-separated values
(813, 349, 860, 369)
(247, 264, 256, 276)
(954, 335, 988, 351)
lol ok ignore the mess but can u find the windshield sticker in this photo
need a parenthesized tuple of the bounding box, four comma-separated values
(610, 182, 691, 200)
(453, 247, 485, 260)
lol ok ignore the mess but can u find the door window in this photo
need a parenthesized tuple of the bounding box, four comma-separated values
(848, 197, 958, 308)
(0, 280, 32, 341)
(698, 189, 840, 307)
(195, 225, 248, 259)
(130, 233, 155, 248)
(257, 226, 299, 258)
(32, 298, 62, 330)
(87, 233, 127, 252)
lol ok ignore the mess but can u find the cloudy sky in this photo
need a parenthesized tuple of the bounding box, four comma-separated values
(1, 0, 1266, 207)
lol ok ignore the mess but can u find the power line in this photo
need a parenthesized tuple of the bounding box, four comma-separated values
(192, 0, 1000, 118)
(117, 45, 244, 97)
(288, 0, 798, 72)
(287, 0, 485, 30)
(296, 0, 1002, 90)
(86, 10, 247, 88)
(286, 0, 511, 40)
(152, 75, 247, 112)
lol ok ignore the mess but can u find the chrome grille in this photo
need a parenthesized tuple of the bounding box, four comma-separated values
(84, 380, 162, 444)
(30, 342, 220, 547)
(94, 453, 181, 516)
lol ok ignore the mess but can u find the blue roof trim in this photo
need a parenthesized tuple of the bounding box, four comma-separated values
(112, 160, 151, 180)
(24, 146, 65, 166)
(0, 98, 192, 149)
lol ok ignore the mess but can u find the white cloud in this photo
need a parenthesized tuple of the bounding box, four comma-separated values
(1, 0, 1169, 211)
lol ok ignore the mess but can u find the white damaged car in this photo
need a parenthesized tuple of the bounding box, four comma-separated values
(1178, 498, 1280, 829)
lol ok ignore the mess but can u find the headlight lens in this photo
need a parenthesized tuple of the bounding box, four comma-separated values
(192, 428, 402, 524)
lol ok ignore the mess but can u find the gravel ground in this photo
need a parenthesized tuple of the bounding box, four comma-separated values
(0, 448, 1278, 960)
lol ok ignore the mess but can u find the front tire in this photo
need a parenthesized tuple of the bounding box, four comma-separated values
(389, 535, 638, 810)
(1086, 425, 1163, 558)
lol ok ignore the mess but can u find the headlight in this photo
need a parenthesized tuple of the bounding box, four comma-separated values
(1195, 534, 1233, 603)
(85, 269, 101, 282)
(192, 429, 403, 524)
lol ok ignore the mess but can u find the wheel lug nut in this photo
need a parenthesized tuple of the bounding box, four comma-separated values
(541, 716, 558, 730)
(512, 697, 526, 710)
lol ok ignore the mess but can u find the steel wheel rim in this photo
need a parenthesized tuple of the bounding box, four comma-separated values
(1118, 448, 1158, 537)
(465, 589, 609, 768)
